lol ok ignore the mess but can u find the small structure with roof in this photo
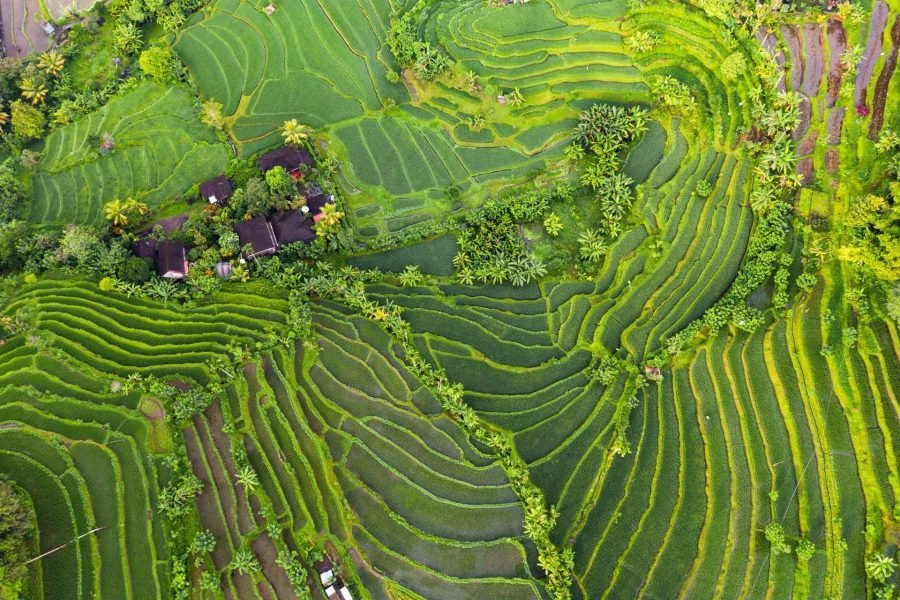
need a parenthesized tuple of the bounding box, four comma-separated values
(133, 238, 158, 263)
(156, 240, 189, 279)
(325, 579, 353, 600)
(235, 216, 278, 259)
(271, 210, 316, 246)
(258, 146, 313, 176)
(302, 183, 336, 221)
(199, 175, 233, 205)
(314, 558, 336, 587)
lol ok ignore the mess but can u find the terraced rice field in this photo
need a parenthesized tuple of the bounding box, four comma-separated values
(5, 0, 899, 597)
(0, 278, 290, 597)
(30, 83, 229, 226)
(365, 271, 898, 598)
(174, 0, 649, 226)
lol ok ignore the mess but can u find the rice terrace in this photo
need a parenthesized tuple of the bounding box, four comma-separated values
(0, 0, 898, 597)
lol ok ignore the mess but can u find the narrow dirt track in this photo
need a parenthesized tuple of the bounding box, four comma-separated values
(782, 24, 804, 91)
(826, 18, 847, 107)
(869, 15, 900, 138)
(801, 23, 824, 97)
(854, 0, 890, 109)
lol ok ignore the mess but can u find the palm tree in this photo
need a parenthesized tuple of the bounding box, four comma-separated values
(230, 548, 260, 575)
(578, 229, 608, 263)
(281, 119, 310, 146)
(235, 465, 259, 491)
(581, 162, 606, 190)
(839, 45, 864, 73)
(864, 553, 896, 583)
(563, 141, 585, 164)
(104, 199, 129, 227)
(200, 100, 224, 129)
(507, 88, 524, 107)
(20, 78, 48, 105)
(114, 23, 142, 54)
(123, 198, 149, 218)
(38, 51, 65, 76)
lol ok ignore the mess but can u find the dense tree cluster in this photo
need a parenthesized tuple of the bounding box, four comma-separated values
(452, 186, 573, 286)
(0, 479, 35, 599)
(387, 14, 450, 81)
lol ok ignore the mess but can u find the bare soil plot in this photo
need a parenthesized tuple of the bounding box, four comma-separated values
(854, 0, 890, 110)
(869, 15, 900, 138)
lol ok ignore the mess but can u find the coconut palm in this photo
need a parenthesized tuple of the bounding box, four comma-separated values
(123, 198, 149, 218)
(38, 51, 65, 76)
(563, 141, 585, 163)
(114, 23, 142, 54)
(200, 100, 224, 129)
(20, 78, 48, 105)
(864, 553, 896, 583)
(104, 199, 129, 227)
(578, 229, 608, 262)
(230, 548, 260, 575)
(839, 45, 864, 74)
(235, 465, 259, 491)
(281, 119, 310, 146)
(507, 88, 524, 107)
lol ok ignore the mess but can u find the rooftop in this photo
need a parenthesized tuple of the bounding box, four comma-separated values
(258, 146, 313, 173)
(199, 175, 233, 204)
(157, 240, 188, 279)
(271, 210, 316, 246)
(235, 216, 278, 259)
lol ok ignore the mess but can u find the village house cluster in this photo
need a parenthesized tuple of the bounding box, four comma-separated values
(132, 146, 335, 279)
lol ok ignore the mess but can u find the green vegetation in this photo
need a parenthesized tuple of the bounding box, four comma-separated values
(0, 0, 898, 598)
(30, 83, 228, 226)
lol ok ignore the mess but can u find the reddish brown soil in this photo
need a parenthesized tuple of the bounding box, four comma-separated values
(793, 98, 811, 141)
(827, 107, 846, 145)
(229, 571, 257, 599)
(204, 404, 255, 535)
(184, 426, 237, 567)
(825, 149, 840, 175)
(797, 157, 815, 186)
(798, 131, 819, 156)
(782, 25, 804, 91)
(801, 23, 825, 97)
(869, 15, 900, 139)
(826, 18, 847, 107)
(251, 534, 298, 600)
(854, 0, 890, 109)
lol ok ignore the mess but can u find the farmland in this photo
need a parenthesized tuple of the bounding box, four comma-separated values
(1, 0, 899, 598)
(29, 83, 229, 226)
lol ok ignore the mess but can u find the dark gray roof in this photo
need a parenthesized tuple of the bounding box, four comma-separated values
(157, 240, 188, 277)
(258, 146, 313, 173)
(133, 238, 157, 261)
(199, 175, 233, 202)
(235, 216, 277, 258)
(271, 210, 316, 246)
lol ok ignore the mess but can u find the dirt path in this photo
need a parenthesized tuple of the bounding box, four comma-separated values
(251, 534, 298, 600)
(826, 18, 847, 107)
(869, 15, 900, 138)
(782, 25, 804, 91)
(0, 0, 48, 57)
(801, 23, 824, 97)
(138, 213, 189, 235)
(827, 107, 846, 145)
(854, 0, 890, 110)
(793, 97, 811, 141)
